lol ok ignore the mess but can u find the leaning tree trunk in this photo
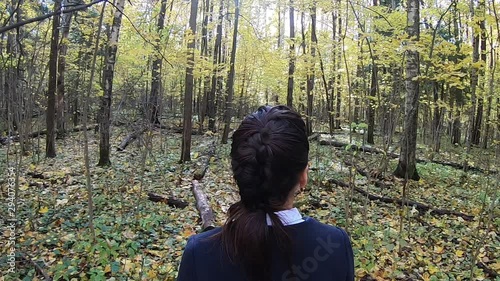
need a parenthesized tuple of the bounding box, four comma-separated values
(46, 0, 62, 158)
(286, 0, 295, 108)
(98, 0, 126, 166)
(180, 0, 199, 162)
(221, 0, 240, 144)
(56, 0, 74, 139)
(394, 0, 420, 180)
(149, 0, 168, 125)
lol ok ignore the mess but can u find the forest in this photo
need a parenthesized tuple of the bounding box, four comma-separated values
(0, 0, 499, 279)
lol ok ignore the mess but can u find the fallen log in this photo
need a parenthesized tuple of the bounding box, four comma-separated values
(154, 123, 201, 135)
(117, 128, 148, 151)
(308, 132, 321, 141)
(1, 124, 99, 145)
(343, 160, 394, 189)
(319, 138, 398, 157)
(318, 137, 496, 174)
(326, 178, 475, 221)
(192, 180, 215, 231)
(194, 141, 217, 180)
(147, 192, 188, 208)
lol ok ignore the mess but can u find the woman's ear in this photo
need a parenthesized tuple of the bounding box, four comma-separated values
(299, 165, 308, 189)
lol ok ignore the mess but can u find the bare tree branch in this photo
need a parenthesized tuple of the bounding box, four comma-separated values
(0, 0, 105, 34)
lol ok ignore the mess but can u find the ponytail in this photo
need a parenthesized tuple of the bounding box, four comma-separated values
(217, 106, 309, 281)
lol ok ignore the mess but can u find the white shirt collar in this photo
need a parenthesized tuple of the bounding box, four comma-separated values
(266, 207, 304, 226)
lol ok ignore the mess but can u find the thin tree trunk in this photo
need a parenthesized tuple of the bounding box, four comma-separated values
(467, 0, 479, 151)
(431, 82, 444, 152)
(180, 0, 199, 162)
(286, 0, 295, 108)
(46, 0, 61, 158)
(208, 0, 223, 132)
(365, 0, 377, 145)
(149, 0, 168, 125)
(83, 1, 106, 245)
(482, 30, 495, 149)
(335, 3, 342, 129)
(451, 91, 462, 145)
(305, 7, 317, 136)
(221, 0, 240, 144)
(56, 0, 73, 139)
(199, 0, 211, 132)
(98, 0, 126, 167)
(367, 64, 376, 144)
(472, 0, 486, 145)
(394, 0, 420, 180)
(277, 1, 283, 48)
(329, 9, 337, 133)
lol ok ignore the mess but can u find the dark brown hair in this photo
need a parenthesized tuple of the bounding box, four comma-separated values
(221, 105, 309, 281)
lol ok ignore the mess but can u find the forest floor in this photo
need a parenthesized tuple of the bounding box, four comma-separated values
(0, 124, 499, 281)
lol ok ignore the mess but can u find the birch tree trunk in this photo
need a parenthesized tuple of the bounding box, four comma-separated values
(394, 0, 420, 180)
(98, 0, 126, 166)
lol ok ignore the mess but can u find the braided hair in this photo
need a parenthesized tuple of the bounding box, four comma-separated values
(220, 105, 309, 281)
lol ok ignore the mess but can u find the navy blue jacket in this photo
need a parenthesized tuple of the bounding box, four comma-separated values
(177, 217, 355, 281)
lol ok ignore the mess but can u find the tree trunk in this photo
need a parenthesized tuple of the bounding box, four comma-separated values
(335, 4, 342, 129)
(327, 10, 338, 133)
(286, 0, 295, 108)
(46, 0, 62, 158)
(199, 0, 211, 132)
(149, 0, 168, 125)
(305, 7, 317, 136)
(367, 64, 376, 144)
(467, 0, 479, 150)
(56, 0, 73, 139)
(394, 0, 420, 180)
(4, 0, 19, 138)
(221, 0, 240, 144)
(208, 0, 223, 132)
(98, 0, 126, 167)
(472, 0, 486, 145)
(353, 42, 362, 129)
(451, 90, 462, 145)
(180, 0, 199, 162)
(277, 2, 283, 48)
(431, 82, 444, 152)
(482, 32, 495, 149)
